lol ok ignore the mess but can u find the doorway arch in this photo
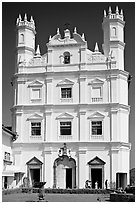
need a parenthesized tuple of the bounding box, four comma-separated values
(53, 155, 76, 189)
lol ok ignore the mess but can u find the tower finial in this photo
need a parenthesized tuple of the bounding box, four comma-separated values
(104, 10, 106, 17)
(57, 28, 60, 35)
(16, 18, 19, 25)
(36, 45, 41, 56)
(49, 35, 52, 41)
(24, 13, 27, 21)
(30, 16, 34, 23)
(74, 27, 77, 34)
(116, 6, 119, 15)
(94, 42, 99, 52)
(82, 33, 85, 41)
(120, 9, 123, 16)
(109, 6, 112, 14)
(19, 14, 22, 21)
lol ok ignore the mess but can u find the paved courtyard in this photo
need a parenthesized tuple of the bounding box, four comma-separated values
(2, 193, 110, 202)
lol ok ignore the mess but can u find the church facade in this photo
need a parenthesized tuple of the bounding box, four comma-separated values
(11, 7, 131, 189)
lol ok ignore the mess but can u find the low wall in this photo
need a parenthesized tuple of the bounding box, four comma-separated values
(110, 193, 135, 202)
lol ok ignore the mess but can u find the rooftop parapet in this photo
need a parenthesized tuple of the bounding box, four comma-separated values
(103, 6, 124, 21)
(16, 13, 35, 31)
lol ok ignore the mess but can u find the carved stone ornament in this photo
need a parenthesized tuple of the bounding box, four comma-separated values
(58, 143, 71, 158)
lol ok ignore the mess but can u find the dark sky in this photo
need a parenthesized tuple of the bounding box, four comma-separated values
(2, 2, 135, 169)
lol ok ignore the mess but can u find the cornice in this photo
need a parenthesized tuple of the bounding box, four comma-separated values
(11, 103, 130, 114)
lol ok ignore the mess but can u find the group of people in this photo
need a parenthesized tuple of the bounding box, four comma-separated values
(85, 179, 108, 189)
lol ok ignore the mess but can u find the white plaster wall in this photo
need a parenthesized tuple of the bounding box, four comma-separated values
(119, 110, 129, 143)
(119, 77, 128, 105)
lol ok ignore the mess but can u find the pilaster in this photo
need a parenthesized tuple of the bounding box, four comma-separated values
(78, 149, 86, 188)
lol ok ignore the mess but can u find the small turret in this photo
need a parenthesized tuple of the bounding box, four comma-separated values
(116, 6, 119, 15)
(34, 45, 41, 58)
(74, 27, 77, 34)
(94, 42, 99, 52)
(57, 28, 60, 35)
(82, 33, 85, 41)
(108, 6, 112, 15)
(49, 35, 52, 41)
(24, 13, 27, 21)
(104, 10, 106, 18)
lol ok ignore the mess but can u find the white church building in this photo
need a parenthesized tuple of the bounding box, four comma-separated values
(11, 6, 131, 189)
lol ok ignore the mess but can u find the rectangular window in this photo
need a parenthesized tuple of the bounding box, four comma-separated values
(61, 88, 72, 98)
(92, 121, 102, 135)
(32, 89, 40, 99)
(60, 121, 71, 135)
(4, 152, 10, 161)
(31, 122, 41, 136)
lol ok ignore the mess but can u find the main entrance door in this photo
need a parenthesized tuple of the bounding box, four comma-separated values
(66, 168, 72, 188)
(54, 155, 76, 189)
(91, 168, 102, 189)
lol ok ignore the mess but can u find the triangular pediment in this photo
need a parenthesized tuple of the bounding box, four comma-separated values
(88, 156, 106, 165)
(88, 111, 105, 119)
(56, 112, 74, 120)
(57, 79, 74, 87)
(26, 157, 43, 165)
(28, 80, 43, 87)
(27, 113, 43, 121)
(89, 78, 104, 85)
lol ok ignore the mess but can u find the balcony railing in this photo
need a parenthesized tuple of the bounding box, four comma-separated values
(91, 135, 104, 140)
(58, 135, 73, 140)
(60, 98, 73, 103)
(91, 97, 103, 103)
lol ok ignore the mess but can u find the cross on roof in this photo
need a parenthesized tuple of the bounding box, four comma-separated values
(64, 22, 70, 29)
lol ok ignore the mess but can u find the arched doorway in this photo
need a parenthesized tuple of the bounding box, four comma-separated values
(53, 143, 76, 189)
(53, 155, 76, 189)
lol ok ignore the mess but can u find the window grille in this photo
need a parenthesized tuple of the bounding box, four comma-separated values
(60, 121, 71, 135)
(61, 88, 72, 98)
(31, 122, 41, 136)
(92, 121, 102, 135)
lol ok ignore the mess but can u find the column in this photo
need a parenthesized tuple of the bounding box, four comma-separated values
(78, 149, 86, 188)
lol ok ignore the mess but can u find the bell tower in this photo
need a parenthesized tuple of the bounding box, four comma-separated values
(102, 6, 125, 70)
(16, 14, 36, 69)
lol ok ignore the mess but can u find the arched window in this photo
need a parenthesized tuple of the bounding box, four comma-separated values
(20, 33, 24, 43)
(111, 27, 116, 37)
(64, 52, 70, 64)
